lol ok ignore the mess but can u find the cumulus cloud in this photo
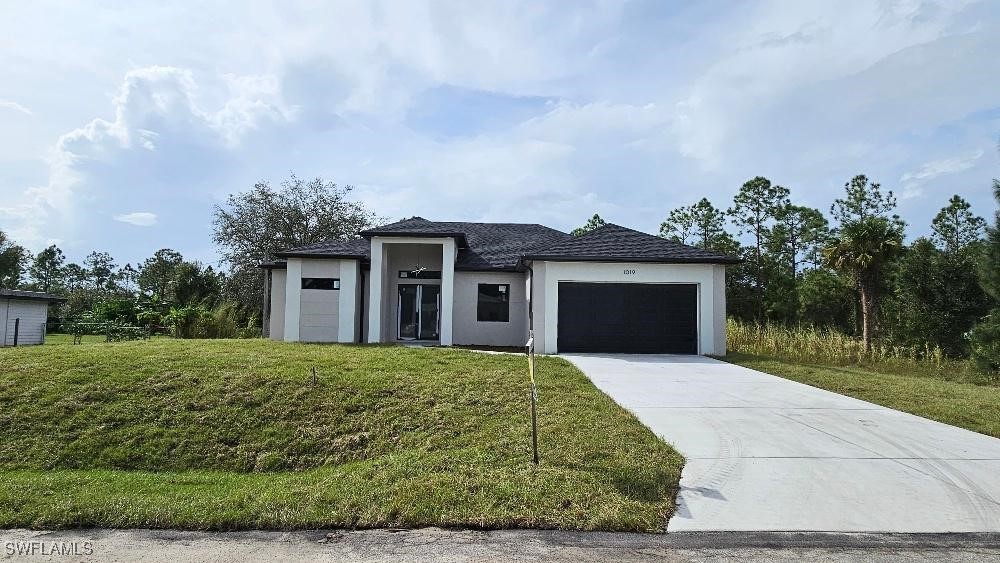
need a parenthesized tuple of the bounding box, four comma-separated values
(1, 65, 295, 249)
(113, 212, 158, 226)
(2, 0, 998, 261)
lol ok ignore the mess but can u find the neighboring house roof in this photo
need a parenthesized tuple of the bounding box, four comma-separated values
(0, 289, 67, 302)
(522, 223, 741, 264)
(268, 218, 737, 271)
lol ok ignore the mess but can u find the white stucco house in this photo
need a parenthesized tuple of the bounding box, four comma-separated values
(1, 289, 65, 346)
(262, 218, 739, 355)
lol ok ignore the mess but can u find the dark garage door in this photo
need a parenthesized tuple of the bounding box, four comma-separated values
(557, 282, 698, 354)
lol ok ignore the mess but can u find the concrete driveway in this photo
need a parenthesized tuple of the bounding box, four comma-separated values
(561, 354, 1000, 533)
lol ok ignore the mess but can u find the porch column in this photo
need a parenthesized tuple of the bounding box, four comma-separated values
(283, 258, 302, 342)
(338, 259, 358, 343)
(440, 238, 456, 345)
(367, 238, 384, 343)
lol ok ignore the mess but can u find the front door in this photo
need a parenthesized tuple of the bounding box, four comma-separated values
(397, 284, 441, 340)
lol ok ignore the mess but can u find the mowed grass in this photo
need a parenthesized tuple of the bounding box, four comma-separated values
(724, 352, 1000, 438)
(0, 338, 682, 531)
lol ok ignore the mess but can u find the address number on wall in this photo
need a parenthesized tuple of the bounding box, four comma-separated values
(623, 269, 637, 275)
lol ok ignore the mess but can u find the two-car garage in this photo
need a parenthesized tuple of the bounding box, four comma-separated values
(556, 282, 699, 354)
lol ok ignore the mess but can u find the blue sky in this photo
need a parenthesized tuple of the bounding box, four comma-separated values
(1, 0, 999, 268)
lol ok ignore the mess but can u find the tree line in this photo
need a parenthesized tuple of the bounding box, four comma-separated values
(575, 174, 1000, 371)
(2, 170, 997, 371)
(0, 237, 246, 337)
(0, 173, 380, 338)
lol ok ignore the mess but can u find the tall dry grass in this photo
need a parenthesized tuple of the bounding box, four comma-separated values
(726, 319, 946, 368)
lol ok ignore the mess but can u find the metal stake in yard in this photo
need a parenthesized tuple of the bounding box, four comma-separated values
(526, 331, 539, 465)
(311, 366, 317, 386)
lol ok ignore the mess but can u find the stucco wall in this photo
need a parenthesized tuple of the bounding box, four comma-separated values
(530, 261, 726, 355)
(268, 269, 287, 341)
(1, 299, 49, 346)
(299, 259, 341, 343)
(453, 271, 528, 347)
(713, 264, 727, 353)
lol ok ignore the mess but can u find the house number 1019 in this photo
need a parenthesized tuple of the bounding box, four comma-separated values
(623, 269, 636, 275)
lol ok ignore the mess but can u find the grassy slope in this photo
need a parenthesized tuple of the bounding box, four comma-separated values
(725, 352, 1000, 438)
(0, 339, 682, 531)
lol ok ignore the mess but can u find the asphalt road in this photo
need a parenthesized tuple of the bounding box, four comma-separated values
(3, 528, 1000, 562)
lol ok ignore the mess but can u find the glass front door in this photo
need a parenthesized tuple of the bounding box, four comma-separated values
(397, 284, 440, 340)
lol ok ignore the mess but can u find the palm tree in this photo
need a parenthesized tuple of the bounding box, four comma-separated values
(822, 217, 904, 352)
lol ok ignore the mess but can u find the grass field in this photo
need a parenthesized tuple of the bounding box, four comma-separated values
(0, 338, 682, 531)
(724, 353, 1000, 438)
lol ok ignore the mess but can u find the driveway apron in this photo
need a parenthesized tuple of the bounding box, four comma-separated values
(561, 354, 1000, 532)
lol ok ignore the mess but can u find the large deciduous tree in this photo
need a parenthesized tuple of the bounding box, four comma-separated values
(823, 217, 904, 352)
(212, 173, 380, 318)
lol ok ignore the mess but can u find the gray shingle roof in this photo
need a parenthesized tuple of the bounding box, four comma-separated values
(0, 289, 66, 302)
(363, 217, 571, 270)
(522, 223, 740, 264)
(269, 219, 737, 271)
(273, 238, 371, 259)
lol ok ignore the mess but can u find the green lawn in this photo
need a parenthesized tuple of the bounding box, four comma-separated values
(724, 352, 1000, 438)
(0, 339, 682, 531)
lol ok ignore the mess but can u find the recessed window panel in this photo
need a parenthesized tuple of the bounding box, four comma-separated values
(477, 284, 510, 322)
(302, 277, 340, 290)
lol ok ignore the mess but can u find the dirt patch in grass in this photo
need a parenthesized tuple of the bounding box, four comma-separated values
(0, 339, 682, 531)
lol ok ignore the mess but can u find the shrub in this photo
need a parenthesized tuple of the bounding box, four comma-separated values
(164, 301, 260, 339)
(969, 312, 1000, 374)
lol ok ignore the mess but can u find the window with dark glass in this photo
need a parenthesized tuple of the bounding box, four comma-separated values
(477, 284, 510, 322)
(301, 277, 340, 290)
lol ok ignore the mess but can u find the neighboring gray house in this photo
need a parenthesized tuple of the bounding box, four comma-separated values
(262, 218, 738, 355)
(1, 289, 65, 346)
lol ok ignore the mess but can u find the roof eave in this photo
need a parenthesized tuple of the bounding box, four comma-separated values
(520, 255, 742, 265)
(0, 294, 67, 303)
(271, 252, 368, 260)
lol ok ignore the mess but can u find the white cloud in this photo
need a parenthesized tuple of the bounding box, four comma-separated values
(114, 212, 158, 226)
(900, 149, 985, 183)
(0, 99, 32, 115)
(1, 0, 998, 261)
(899, 148, 985, 198)
(0, 65, 295, 249)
